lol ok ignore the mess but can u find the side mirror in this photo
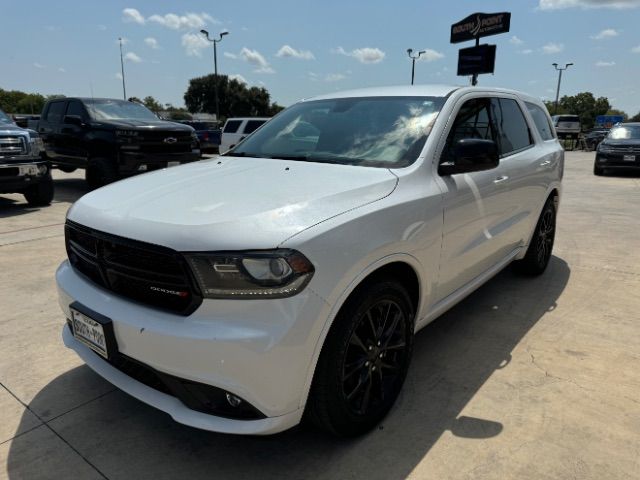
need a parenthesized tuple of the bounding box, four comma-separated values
(439, 138, 499, 176)
(64, 115, 84, 127)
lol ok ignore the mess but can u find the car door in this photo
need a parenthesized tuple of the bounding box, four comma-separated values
(434, 95, 516, 300)
(59, 100, 89, 166)
(39, 100, 66, 160)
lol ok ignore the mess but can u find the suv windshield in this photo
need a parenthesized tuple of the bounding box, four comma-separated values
(0, 109, 12, 124)
(230, 96, 445, 168)
(85, 100, 158, 121)
(608, 125, 640, 140)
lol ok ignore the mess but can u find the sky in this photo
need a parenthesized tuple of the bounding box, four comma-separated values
(2, 0, 640, 115)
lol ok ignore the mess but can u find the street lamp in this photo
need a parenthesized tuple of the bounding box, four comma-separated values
(407, 49, 426, 85)
(200, 29, 229, 123)
(552, 62, 573, 114)
(118, 37, 127, 100)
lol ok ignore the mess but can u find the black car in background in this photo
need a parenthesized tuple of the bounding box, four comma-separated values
(180, 121, 221, 153)
(38, 98, 200, 188)
(594, 123, 640, 176)
(584, 127, 609, 151)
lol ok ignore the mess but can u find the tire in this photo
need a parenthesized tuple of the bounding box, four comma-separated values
(57, 166, 77, 173)
(24, 175, 54, 206)
(594, 164, 605, 176)
(86, 157, 118, 189)
(306, 279, 415, 437)
(514, 198, 556, 276)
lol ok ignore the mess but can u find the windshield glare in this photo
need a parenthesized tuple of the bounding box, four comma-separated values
(0, 109, 12, 124)
(608, 125, 640, 140)
(230, 96, 445, 168)
(86, 100, 158, 121)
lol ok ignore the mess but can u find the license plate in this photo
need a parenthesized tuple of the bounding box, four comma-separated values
(71, 308, 109, 358)
(167, 161, 180, 167)
(18, 165, 38, 175)
(623, 154, 635, 162)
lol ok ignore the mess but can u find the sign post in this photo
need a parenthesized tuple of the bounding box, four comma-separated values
(450, 12, 511, 85)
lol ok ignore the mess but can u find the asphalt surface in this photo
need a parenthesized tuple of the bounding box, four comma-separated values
(1, 152, 639, 480)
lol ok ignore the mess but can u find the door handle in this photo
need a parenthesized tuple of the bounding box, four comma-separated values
(493, 175, 509, 184)
(540, 160, 552, 166)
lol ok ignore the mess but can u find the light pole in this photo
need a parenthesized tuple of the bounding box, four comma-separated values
(552, 62, 573, 114)
(407, 49, 426, 85)
(118, 37, 127, 100)
(200, 29, 229, 123)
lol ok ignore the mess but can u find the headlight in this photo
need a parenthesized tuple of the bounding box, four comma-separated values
(185, 250, 314, 299)
(191, 132, 199, 149)
(29, 136, 44, 156)
(598, 144, 613, 153)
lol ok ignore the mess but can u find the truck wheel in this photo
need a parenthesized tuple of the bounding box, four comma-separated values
(24, 175, 54, 206)
(58, 166, 77, 173)
(514, 198, 556, 276)
(306, 279, 414, 437)
(86, 157, 118, 189)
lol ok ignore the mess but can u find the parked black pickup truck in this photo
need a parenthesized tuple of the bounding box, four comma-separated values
(1, 108, 54, 206)
(39, 98, 200, 188)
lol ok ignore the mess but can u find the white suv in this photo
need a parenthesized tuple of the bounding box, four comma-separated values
(219, 117, 270, 153)
(56, 85, 563, 437)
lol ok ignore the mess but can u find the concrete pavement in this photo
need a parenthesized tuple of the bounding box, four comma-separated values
(1, 153, 639, 479)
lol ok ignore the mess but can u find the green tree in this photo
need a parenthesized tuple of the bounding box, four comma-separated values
(0, 88, 57, 114)
(630, 111, 640, 122)
(556, 92, 610, 130)
(184, 74, 282, 119)
(142, 96, 163, 113)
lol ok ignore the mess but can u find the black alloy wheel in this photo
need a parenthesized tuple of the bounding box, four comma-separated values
(514, 198, 557, 275)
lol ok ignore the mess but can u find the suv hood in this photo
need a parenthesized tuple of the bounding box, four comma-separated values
(67, 157, 398, 251)
(93, 119, 193, 131)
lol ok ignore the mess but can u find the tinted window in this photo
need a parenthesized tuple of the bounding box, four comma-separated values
(442, 98, 496, 164)
(525, 102, 555, 141)
(232, 96, 445, 168)
(86, 100, 157, 121)
(65, 101, 87, 120)
(243, 120, 266, 134)
(224, 120, 242, 133)
(559, 115, 580, 123)
(491, 98, 532, 155)
(46, 101, 66, 124)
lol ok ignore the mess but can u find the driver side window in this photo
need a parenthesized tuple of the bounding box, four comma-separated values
(442, 98, 496, 164)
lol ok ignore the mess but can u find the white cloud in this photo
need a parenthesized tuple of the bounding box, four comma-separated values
(542, 42, 564, 54)
(224, 52, 237, 59)
(595, 60, 616, 67)
(417, 49, 444, 62)
(632, 45, 640, 53)
(98, 24, 107, 31)
(591, 28, 619, 40)
(148, 12, 214, 30)
(229, 74, 247, 84)
(325, 73, 346, 82)
(276, 45, 315, 60)
(122, 8, 145, 25)
(115, 72, 123, 80)
(58, 67, 66, 73)
(124, 52, 142, 63)
(334, 46, 385, 64)
(181, 32, 209, 57)
(33, 62, 45, 69)
(509, 35, 524, 45)
(519, 49, 533, 55)
(239, 47, 275, 73)
(144, 37, 160, 49)
(539, 0, 640, 8)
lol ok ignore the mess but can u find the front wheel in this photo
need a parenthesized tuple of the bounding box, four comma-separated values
(24, 176, 54, 206)
(86, 157, 118, 189)
(514, 198, 556, 275)
(306, 279, 414, 436)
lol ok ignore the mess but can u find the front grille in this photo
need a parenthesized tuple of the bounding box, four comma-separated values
(0, 167, 19, 177)
(607, 146, 640, 154)
(0, 136, 27, 156)
(136, 131, 193, 154)
(65, 220, 202, 315)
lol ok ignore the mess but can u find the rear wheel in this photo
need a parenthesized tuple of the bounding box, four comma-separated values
(86, 157, 118, 189)
(306, 279, 414, 436)
(24, 175, 54, 206)
(514, 198, 556, 275)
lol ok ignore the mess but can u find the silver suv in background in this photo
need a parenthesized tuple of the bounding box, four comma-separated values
(551, 114, 581, 139)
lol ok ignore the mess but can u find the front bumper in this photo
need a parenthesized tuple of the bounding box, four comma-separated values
(0, 160, 50, 193)
(595, 153, 640, 169)
(56, 261, 330, 435)
(118, 150, 201, 175)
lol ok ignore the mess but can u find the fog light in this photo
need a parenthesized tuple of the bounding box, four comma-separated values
(138, 164, 148, 171)
(226, 392, 242, 407)
(37, 164, 48, 175)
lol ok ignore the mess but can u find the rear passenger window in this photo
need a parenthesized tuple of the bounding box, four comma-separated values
(525, 102, 555, 141)
(244, 120, 266, 134)
(491, 98, 532, 155)
(45, 101, 66, 124)
(223, 120, 242, 133)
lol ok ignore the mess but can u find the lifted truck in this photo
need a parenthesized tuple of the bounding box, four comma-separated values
(0, 108, 54, 206)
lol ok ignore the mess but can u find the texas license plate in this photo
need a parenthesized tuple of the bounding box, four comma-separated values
(623, 154, 635, 162)
(71, 307, 109, 358)
(167, 161, 180, 167)
(18, 165, 38, 175)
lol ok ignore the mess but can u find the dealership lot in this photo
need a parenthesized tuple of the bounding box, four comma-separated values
(1, 152, 639, 479)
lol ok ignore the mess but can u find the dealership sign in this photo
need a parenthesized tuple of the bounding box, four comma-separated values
(457, 44, 497, 76)
(450, 12, 511, 44)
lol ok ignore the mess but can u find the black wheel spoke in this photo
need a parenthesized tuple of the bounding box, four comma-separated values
(382, 341, 406, 352)
(349, 332, 368, 353)
(359, 376, 373, 413)
(343, 358, 366, 381)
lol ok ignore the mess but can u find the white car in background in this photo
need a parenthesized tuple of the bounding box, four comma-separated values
(56, 85, 563, 437)
(219, 117, 270, 153)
